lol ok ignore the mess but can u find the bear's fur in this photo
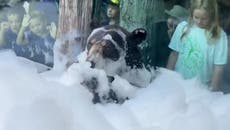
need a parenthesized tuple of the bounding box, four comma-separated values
(86, 25, 146, 72)
(83, 25, 147, 104)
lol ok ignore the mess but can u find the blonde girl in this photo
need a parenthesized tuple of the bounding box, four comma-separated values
(167, 0, 228, 91)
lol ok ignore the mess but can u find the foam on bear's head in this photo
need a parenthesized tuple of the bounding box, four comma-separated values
(86, 27, 127, 70)
(86, 25, 147, 76)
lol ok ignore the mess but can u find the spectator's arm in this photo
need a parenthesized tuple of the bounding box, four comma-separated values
(0, 22, 9, 47)
(167, 51, 178, 70)
(16, 14, 30, 45)
(210, 65, 225, 91)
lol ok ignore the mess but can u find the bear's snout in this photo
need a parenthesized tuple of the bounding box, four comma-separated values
(87, 43, 103, 59)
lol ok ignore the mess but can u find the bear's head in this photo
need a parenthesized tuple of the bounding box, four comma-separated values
(86, 25, 147, 75)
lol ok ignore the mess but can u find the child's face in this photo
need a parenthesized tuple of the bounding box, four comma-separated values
(167, 17, 179, 30)
(107, 5, 119, 18)
(192, 9, 210, 29)
(7, 14, 21, 33)
(29, 18, 46, 36)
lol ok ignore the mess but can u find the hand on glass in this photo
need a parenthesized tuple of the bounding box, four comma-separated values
(0, 22, 10, 32)
(48, 22, 57, 39)
(23, 1, 30, 14)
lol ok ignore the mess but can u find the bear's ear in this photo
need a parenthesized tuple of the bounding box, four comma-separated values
(128, 28, 147, 45)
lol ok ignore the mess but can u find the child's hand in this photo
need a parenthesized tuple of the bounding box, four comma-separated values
(23, 1, 30, 14)
(21, 14, 31, 28)
(48, 22, 57, 39)
(0, 22, 10, 32)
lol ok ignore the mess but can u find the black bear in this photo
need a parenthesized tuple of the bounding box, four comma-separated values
(84, 25, 147, 104)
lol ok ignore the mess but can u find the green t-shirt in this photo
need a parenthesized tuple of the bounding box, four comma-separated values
(169, 21, 228, 85)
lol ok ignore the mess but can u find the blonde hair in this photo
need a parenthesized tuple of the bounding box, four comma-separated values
(181, 0, 221, 42)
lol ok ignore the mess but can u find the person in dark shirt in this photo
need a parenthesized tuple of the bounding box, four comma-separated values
(153, 5, 188, 67)
(100, 0, 119, 26)
(17, 10, 56, 67)
(0, 6, 30, 57)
